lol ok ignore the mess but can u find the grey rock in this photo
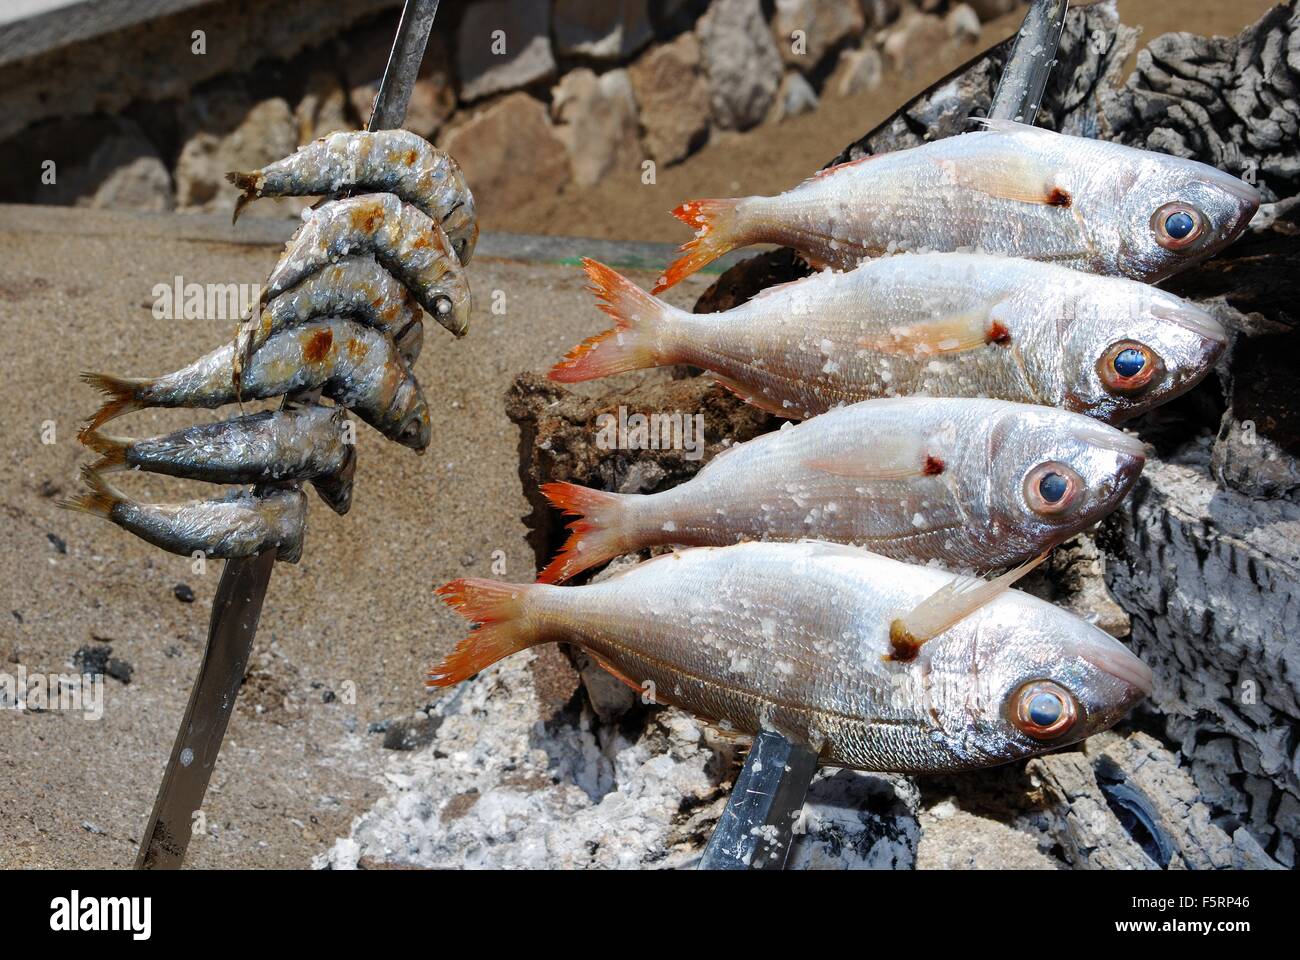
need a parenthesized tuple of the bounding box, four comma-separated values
(551, 68, 641, 187)
(628, 31, 712, 164)
(441, 93, 570, 222)
(829, 44, 885, 98)
(554, 0, 653, 61)
(175, 92, 297, 213)
(945, 3, 982, 43)
(968, 0, 1021, 22)
(697, 0, 784, 130)
(881, 9, 950, 74)
(457, 0, 555, 102)
(767, 70, 820, 123)
(791, 769, 920, 868)
(771, 0, 866, 70)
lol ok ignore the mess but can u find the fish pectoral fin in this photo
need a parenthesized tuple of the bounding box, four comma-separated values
(886, 551, 1050, 662)
(860, 308, 1011, 357)
(591, 656, 648, 697)
(932, 154, 1071, 208)
(804, 447, 942, 480)
(711, 374, 795, 418)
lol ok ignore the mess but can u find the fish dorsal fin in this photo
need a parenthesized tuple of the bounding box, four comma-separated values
(798, 152, 881, 188)
(860, 306, 1011, 357)
(887, 551, 1050, 662)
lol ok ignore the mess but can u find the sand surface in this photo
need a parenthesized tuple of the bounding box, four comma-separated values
(0, 0, 1278, 868)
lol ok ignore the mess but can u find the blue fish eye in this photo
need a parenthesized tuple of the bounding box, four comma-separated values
(1038, 471, 1069, 503)
(1027, 692, 1063, 727)
(1113, 347, 1146, 378)
(1164, 210, 1196, 240)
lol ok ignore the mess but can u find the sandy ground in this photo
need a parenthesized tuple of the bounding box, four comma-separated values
(0, 0, 1278, 869)
(0, 209, 704, 868)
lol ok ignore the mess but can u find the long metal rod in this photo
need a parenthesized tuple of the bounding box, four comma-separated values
(989, 0, 1070, 124)
(698, 0, 1073, 873)
(134, 0, 440, 870)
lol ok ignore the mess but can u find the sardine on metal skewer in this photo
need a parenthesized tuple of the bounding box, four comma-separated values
(552, 255, 1227, 422)
(60, 467, 307, 562)
(430, 541, 1152, 773)
(654, 119, 1260, 291)
(80, 405, 358, 516)
(537, 397, 1146, 583)
(227, 129, 479, 266)
(265, 192, 470, 337)
(234, 255, 425, 388)
(80, 318, 432, 450)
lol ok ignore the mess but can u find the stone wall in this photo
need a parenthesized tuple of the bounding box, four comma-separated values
(0, 0, 1021, 219)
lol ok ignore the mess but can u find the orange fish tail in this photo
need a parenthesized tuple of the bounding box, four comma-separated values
(428, 579, 543, 686)
(225, 171, 261, 223)
(79, 372, 146, 430)
(58, 465, 127, 519)
(548, 259, 671, 383)
(537, 482, 632, 583)
(654, 198, 746, 293)
(78, 430, 131, 472)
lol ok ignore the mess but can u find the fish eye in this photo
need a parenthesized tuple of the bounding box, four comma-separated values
(1012, 680, 1078, 740)
(1098, 340, 1162, 393)
(1023, 461, 1081, 516)
(433, 295, 453, 317)
(1151, 201, 1204, 250)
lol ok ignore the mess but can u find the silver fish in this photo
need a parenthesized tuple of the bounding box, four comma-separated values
(265, 193, 471, 337)
(80, 318, 431, 450)
(60, 467, 306, 562)
(537, 397, 1145, 582)
(80, 405, 357, 515)
(553, 255, 1227, 422)
(430, 541, 1151, 773)
(655, 119, 1260, 290)
(227, 129, 478, 265)
(234, 255, 427, 386)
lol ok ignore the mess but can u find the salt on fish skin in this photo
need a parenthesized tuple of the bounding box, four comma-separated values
(80, 405, 358, 516)
(536, 396, 1146, 583)
(429, 540, 1152, 773)
(265, 193, 471, 338)
(226, 129, 478, 266)
(551, 254, 1226, 423)
(79, 318, 431, 451)
(234, 254, 426, 388)
(654, 119, 1259, 291)
(60, 466, 307, 562)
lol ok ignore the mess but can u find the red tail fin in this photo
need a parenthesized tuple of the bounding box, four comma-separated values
(548, 259, 671, 383)
(428, 579, 541, 686)
(537, 482, 632, 583)
(653, 198, 745, 293)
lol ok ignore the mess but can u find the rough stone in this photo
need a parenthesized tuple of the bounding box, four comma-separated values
(881, 9, 951, 74)
(829, 45, 885, 98)
(628, 31, 712, 165)
(441, 93, 570, 223)
(916, 807, 1059, 869)
(175, 93, 297, 213)
(551, 68, 641, 187)
(771, 0, 866, 71)
(767, 70, 820, 123)
(296, 69, 353, 143)
(554, 0, 653, 61)
(697, 0, 784, 131)
(969, 0, 1022, 20)
(457, 0, 556, 103)
(945, 3, 983, 43)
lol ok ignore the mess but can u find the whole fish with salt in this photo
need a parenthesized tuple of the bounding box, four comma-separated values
(61, 467, 307, 562)
(80, 405, 358, 515)
(81, 318, 431, 450)
(233, 254, 426, 386)
(653, 120, 1260, 291)
(264, 192, 471, 336)
(430, 541, 1152, 773)
(551, 255, 1226, 422)
(227, 128, 479, 266)
(537, 396, 1145, 583)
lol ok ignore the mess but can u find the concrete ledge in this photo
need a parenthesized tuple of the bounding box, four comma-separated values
(0, 0, 215, 68)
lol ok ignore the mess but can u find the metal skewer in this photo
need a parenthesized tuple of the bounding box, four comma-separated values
(696, 0, 1072, 872)
(134, 0, 443, 870)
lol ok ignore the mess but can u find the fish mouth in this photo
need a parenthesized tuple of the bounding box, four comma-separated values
(1149, 297, 1228, 347)
(1206, 171, 1262, 216)
(1084, 644, 1154, 700)
(1072, 421, 1149, 460)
